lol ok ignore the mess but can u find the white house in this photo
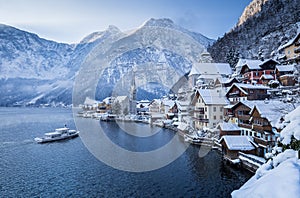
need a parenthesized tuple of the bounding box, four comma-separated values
(192, 88, 229, 130)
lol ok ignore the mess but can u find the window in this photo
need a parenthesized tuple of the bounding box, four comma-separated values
(213, 107, 216, 112)
(205, 107, 207, 112)
(220, 115, 223, 120)
(220, 107, 223, 112)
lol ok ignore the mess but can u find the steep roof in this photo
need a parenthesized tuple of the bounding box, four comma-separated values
(241, 60, 262, 70)
(226, 83, 269, 96)
(220, 135, 255, 151)
(217, 122, 241, 131)
(276, 65, 295, 72)
(198, 89, 229, 105)
(260, 74, 274, 80)
(189, 63, 232, 76)
(279, 32, 300, 49)
(259, 59, 279, 67)
(249, 100, 296, 128)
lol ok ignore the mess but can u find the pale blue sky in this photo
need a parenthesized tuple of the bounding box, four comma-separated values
(0, 0, 252, 43)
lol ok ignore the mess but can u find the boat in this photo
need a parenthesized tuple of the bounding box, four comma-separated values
(34, 127, 79, 143)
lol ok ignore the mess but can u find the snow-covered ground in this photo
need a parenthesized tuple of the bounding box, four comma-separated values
(232, 150, 300, 198)
(232, 105, 300, 198)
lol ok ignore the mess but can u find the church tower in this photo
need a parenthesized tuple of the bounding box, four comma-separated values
(129, 66, 137, 114)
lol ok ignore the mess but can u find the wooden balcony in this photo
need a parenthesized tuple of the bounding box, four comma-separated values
(252, 124, 272, 132)
(238, 123, 252, 129)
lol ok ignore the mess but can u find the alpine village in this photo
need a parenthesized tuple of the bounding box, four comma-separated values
(79, 31, 300, 173)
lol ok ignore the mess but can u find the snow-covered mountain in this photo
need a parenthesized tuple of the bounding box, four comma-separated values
(0, 19, 214, 106)
(208, 0, 300, 64)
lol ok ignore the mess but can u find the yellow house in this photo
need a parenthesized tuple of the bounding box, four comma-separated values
(281, 32, 300, 63)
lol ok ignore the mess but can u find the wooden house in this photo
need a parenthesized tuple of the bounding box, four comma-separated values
(228, 100, 295, 157)
(275, 65, 296, 86)
(219, 135, 257, 160)
(217, 122, 241, 138)
(225, 83, 269, 104)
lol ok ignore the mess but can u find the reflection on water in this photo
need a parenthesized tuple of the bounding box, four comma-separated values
(0, 107, 252, 197)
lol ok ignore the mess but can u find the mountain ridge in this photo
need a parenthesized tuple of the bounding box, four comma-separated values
(208, 0, 300, 64)
(0, 18, 214, 106)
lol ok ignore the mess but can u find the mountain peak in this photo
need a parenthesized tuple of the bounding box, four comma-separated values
(80, 25, 121, 44)
(237, 0, 269, 26)
(142, 18, 175, 28)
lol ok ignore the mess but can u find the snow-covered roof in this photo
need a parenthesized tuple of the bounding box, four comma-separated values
(227, 83, 269, 96)
(216, 77, 231, 84)
(162, 100, 175, 107)
(235, 83, 269, 90)
(189, 63, 232, 76)
(250, 100, 296, 128)
(278, 32, 300, 50)
(259, 58, 279, 66)
(241, 60, 262, 70)
(84, 97, 99, 105)
(198, 89, 229, 105)
(276, 65, 295, 72)
(217, 122, 241, 131)
(114, 96, 128, 103)
(220, 135, 255, 151)
(260, 74, 274, 80)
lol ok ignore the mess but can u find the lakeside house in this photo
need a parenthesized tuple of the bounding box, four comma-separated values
(226, 100, 296, 157)
(219, 135, 257, 161)
(192, 88, 229, 130)
(217, 122, 241, 137)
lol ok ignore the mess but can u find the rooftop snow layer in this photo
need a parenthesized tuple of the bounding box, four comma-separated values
(220, 135, 255, 151)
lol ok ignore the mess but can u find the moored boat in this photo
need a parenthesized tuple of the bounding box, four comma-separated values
(34, 127, 79, 143)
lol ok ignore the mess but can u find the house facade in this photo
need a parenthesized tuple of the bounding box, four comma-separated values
(275, 65, 296, 86)
(219, 135, 257, 160)
(228, 100, 295, 157)
(280, 32, 300, 63)
(188, 63, 232, 88)
(226, 83, 269, 104)
(192, 88, 228, 130)
(240, 59, 278, 84)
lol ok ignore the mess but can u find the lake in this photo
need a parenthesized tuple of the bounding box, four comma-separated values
(0, 107, 252, 197)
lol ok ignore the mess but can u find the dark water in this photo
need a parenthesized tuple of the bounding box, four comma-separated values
(0, 108, 252, 197)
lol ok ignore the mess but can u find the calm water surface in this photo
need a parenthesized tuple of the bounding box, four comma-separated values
(0, 107, 252, 197)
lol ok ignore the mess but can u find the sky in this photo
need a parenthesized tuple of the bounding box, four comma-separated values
(0, 0, 252, 44)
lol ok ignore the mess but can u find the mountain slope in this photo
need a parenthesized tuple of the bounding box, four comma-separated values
(0, 19, 214, 106)
(208, 0, 300, 64)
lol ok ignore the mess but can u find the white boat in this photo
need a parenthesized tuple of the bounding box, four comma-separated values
(34, 127, 79, 143)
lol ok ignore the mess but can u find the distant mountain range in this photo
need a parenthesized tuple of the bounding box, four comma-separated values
(208, 0, 300, 64)
(0, 18, 214, 106)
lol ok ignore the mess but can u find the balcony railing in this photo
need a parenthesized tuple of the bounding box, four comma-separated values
(193, 117, 209, 123)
